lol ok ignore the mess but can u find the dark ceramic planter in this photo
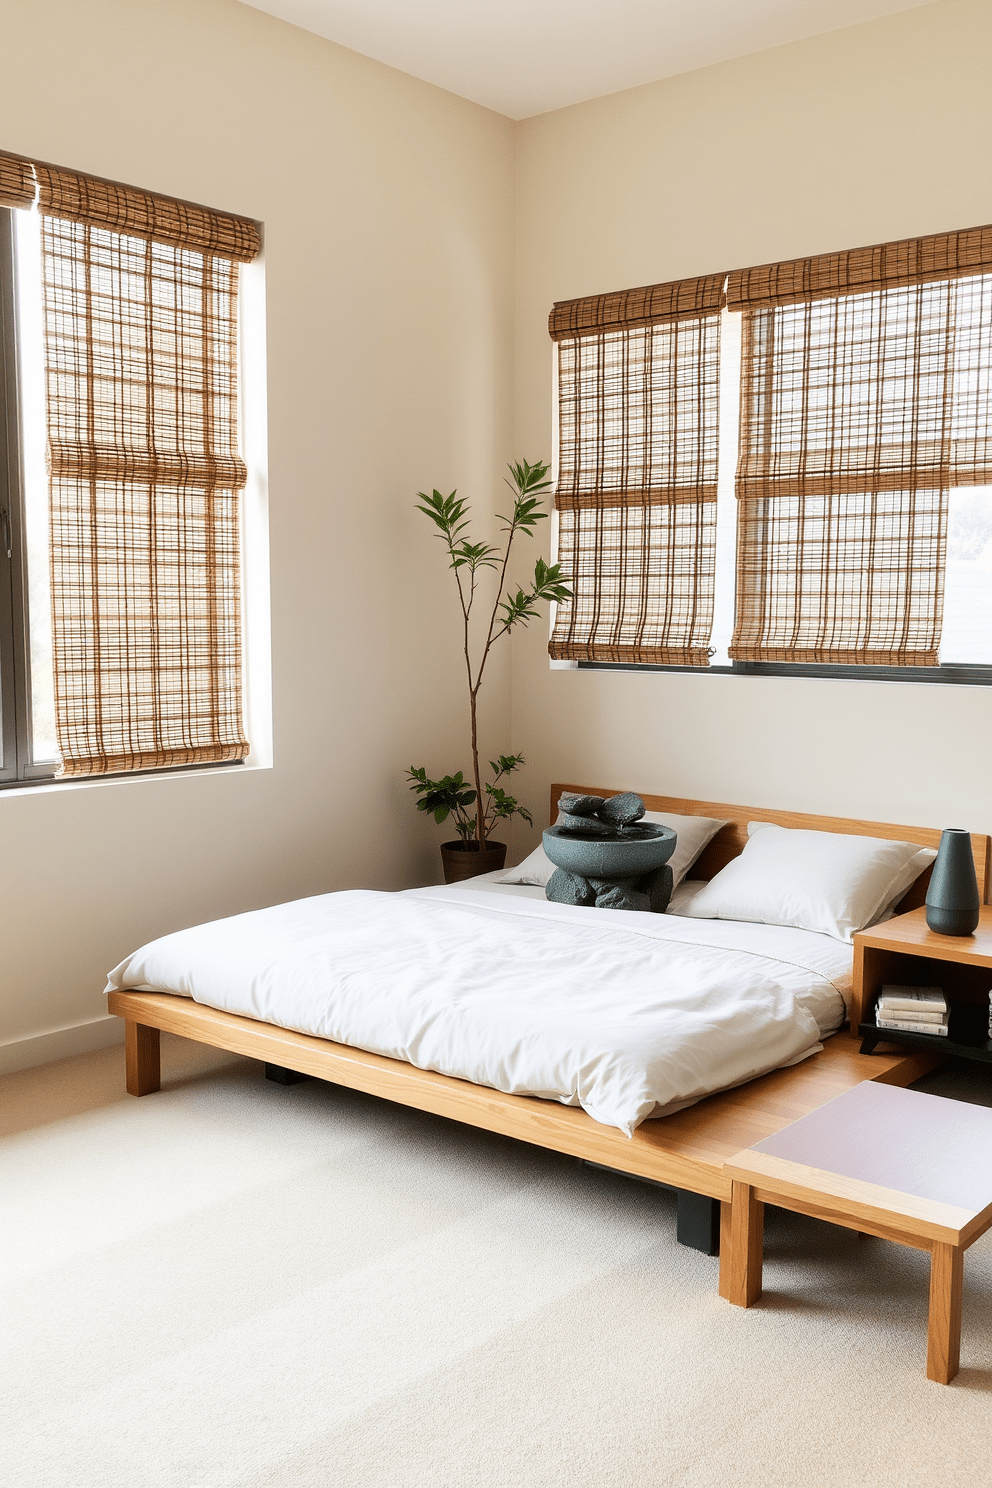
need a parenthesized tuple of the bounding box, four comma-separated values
(926, 828, 980, 936)
(440, 840, 507, 884)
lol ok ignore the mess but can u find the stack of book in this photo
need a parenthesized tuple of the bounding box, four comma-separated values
(875, 986, 948, 1037)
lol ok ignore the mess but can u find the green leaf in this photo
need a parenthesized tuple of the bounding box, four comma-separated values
(498, 586, 542, 630)
(415, 489, 472, 544)
(409, 768, 477, 827)
(507, 457, 552, 497)
(489, 753, 524, 778)
(497, 459, 553, 540)
(452, 539, 500, 573)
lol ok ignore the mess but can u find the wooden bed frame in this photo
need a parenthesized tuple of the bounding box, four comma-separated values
(108, 786, 989, 1255)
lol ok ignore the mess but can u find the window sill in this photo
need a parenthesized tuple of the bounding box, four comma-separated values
(572, 661, 992, 686)
(0, 756, 271, 796)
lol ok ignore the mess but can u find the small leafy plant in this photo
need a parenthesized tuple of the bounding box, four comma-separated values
(408, 458, 570, 849)
(406, 755, 534, 843)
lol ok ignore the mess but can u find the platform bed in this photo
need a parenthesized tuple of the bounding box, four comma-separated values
(108, 786, 988, 1256)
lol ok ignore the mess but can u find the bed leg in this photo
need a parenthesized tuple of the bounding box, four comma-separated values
(676, 1190, 721, 1255)
(264, 1063, 311, 1086)
(125, 1020, 160, 1097)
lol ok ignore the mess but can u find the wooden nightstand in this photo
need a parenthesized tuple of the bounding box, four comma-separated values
(853, 906, 992, 1062)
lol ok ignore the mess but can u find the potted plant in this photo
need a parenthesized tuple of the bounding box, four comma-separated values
(406, 757, 531, 882)
(407, 458, 571, 883)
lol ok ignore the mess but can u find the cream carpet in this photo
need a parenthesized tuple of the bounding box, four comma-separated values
(3, 1037, 992, 1488)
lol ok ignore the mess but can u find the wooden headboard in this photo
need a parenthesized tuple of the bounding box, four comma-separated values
(549, 784, 991, 909)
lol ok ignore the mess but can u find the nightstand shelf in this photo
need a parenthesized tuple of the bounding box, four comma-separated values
(853, 906, 992, 1067)
(858, 1011, 992, 1061)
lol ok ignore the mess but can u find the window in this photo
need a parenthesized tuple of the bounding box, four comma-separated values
(0, 150, 262, 784)
(548, 274, 724, 664)
(548, 224, 992, 681)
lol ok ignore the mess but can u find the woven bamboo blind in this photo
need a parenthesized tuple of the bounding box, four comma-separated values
(548, 273, 725, 664)
(728, 227, 992, 665)
(0, 147, 261, 260)
(0, 153, 35, 210)
(727, 225, 992, 310)
(40, 202, 254, 774)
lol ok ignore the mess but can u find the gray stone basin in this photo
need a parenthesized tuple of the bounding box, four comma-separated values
(543, 822, 677, 880)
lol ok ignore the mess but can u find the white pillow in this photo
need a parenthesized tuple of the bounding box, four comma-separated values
(678, 822, 936, 942)
(496, 811, 729, 891)
(665, 878, 709, 916)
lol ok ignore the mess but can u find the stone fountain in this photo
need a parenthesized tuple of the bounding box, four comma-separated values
(543, 792, 677, 913)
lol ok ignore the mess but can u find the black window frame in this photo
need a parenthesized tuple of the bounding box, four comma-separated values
(0, 205, 44, 785)
(576, 660, 992, 684)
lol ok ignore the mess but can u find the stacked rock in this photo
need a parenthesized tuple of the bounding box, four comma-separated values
(543, 793, 677, 914)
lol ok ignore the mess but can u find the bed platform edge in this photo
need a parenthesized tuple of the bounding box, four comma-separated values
(107, 991, 938, 1213)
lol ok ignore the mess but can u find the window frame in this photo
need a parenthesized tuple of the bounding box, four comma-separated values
(0, 206, 34, 782)
(575, 659, 992, 684)
(550, 260, 992, 688)
(0, 203, 253, 790)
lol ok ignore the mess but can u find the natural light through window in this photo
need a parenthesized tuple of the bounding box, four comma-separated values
(583, 290, 992, 674)
(13, 206, 58, 762)
(709, 306, 740, 667)
(944, 486, 992, 663)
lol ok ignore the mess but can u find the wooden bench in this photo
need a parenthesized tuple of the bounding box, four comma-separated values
(719, 1080, 992, 1383)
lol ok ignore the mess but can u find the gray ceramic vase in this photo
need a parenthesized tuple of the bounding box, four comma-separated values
(925, 828, 980, 936)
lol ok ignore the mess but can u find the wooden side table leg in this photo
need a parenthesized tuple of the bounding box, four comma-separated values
(719, 1181, 764, 1307)
(125, 1020, 161, 1097)
(926, 1242, 963, 1384)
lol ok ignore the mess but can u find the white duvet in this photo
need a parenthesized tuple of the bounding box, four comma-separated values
(106, 884, 850, 1137)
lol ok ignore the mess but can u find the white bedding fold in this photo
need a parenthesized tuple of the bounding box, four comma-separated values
(106, 886, 849, 1136)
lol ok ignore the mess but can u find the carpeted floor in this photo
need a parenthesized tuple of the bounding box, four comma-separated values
(3, 1037, 992, 1488)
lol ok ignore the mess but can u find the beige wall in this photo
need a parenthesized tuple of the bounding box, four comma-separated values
(0, 0, 516, 1068)
(3, 0, 991, 1070)
(511, 0, 992, 858)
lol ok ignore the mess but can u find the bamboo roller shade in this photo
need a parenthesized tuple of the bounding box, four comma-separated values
(550, 224, 992, 669)
(549, 272, 726, 339)
(549, 273, 725, 665)
(0, 154, 35, 211)
(0, 148, 260, 261)
(727, 225, 992, 310)
(729, 228, 992, 666)
(8, 149, 262, 776)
